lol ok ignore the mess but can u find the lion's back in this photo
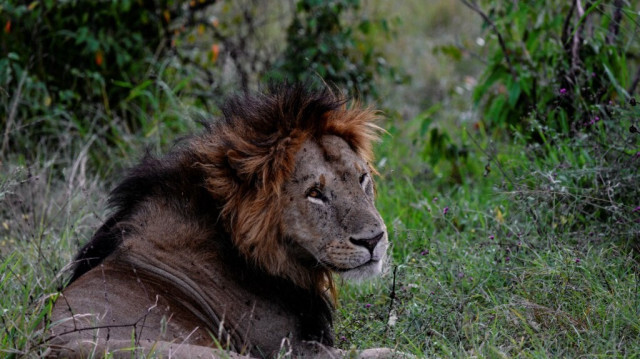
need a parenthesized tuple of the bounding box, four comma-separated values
(50, 259, 215, 348)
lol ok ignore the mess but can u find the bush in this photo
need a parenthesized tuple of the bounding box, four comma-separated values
(267, 0, 399, 98)
(0, 0, 220, 158)
(463, 0, 639, 134)
(0, 0, 399, 161)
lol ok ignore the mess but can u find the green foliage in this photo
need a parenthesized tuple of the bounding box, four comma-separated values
(467, 1, 639, 133)
(0, 0, 218, 159)
(0, 0, 398, 160)
(267, 0, 399, 98)
(382, 104, 475, 185)
(2, 1, 162, 102)
(1, 1, 167, 114)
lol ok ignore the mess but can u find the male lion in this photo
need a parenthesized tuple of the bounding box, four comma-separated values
(48, 85, 396, 358)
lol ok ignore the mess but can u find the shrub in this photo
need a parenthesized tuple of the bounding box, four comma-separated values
(266, 0, 399, 98)
(0, 0, 219, 158)
(463, 0, 639, 134)
(0, 1, 398, 160)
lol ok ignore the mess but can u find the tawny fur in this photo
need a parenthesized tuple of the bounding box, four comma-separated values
(48, 84, 396, 358)
(191, 87, 381, 293)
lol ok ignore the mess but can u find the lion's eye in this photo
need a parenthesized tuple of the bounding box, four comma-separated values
(359, 173, 368, 185)
(306, 187, 325, 205)
(360, 173, 372, 193)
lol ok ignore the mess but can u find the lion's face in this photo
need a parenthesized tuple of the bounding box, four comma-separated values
(281, 135, 388, 280)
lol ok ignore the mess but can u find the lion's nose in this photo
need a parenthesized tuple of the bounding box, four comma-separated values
(350, 231, 384, 255)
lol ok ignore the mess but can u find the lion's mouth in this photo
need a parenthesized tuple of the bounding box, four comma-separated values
(322, 259, 379, 272)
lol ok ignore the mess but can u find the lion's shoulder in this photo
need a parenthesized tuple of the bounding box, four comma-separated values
(69, 150, 212, 283)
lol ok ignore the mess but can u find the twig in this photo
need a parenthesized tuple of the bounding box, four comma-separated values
(606, 0, 624, 45)
(629, 66, 640, 95)
(571, 0, 585, 76)
(561, 0, 577, 48)
(1, 69, 27, 158)
(459, 0, 517, 81)
(385, 265, 397, 332)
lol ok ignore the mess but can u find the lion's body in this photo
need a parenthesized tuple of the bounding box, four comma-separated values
(48, 85, 390, 358)
(50, 180, 333, 355)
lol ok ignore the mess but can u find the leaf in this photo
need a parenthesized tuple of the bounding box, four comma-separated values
(486, 96, 507, 125)
(507, 77, 521, 107)
(434, 45, 462, 61)
(358, 20, 371, 34)
(125, 80, 153, 102)
(603, 63, 630, 99)
(415, 104, 442, 137)
(473, 66, 507, 104)
(495, 207, 505, 224)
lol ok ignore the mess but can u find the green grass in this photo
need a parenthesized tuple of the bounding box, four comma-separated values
(334, 109, 640, 357)
(1, 100, 639, 358)
(2, 72, 640, 357)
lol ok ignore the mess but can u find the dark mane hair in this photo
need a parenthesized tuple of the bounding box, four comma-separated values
(69, 83, 381, 295)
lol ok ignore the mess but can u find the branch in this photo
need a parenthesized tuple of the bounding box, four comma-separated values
(385, 265, 397, 332)
(561, 0, 577, 48)
(1, 68, 26, 158)
(459, 0, 517, 81)
(571, 0, 585, 75)
(606, 0, 624, 45)
(629, 66, 640, 95)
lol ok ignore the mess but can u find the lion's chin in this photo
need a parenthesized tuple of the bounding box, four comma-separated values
(338, 259, 383, 281)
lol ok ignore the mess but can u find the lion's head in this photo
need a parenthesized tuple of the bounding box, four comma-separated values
(281, 134, 387, 280)
(191, 84, 388, 294)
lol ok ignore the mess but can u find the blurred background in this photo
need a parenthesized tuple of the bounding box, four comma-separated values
(1, 0, 639, 357)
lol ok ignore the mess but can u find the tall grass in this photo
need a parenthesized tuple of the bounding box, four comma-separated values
(335, 99, 640, 357)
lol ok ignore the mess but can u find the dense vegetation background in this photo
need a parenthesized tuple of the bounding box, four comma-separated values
(1, 0, 639, 357)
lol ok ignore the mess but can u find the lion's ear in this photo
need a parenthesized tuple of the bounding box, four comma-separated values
(225, 148, 265, 182)
(224, 137, 299, 194)
(263, 136, 300, 194)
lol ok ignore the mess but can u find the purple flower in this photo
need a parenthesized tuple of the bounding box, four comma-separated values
(420, 249, 429, 256)
(457, 272, 464, 279)
(443, 207, 449, 215)
(340, 336, 347, 341)
(595, 116, 600, 122)
(365, 303, 372, 309)
(559, 88, 567, 94)
(575, 258, 581, 264)
(633, 206, 640, 212)
(505, 256, 511, 262)
(489, 235, 495, 240)
(433, 196, 438, 202)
